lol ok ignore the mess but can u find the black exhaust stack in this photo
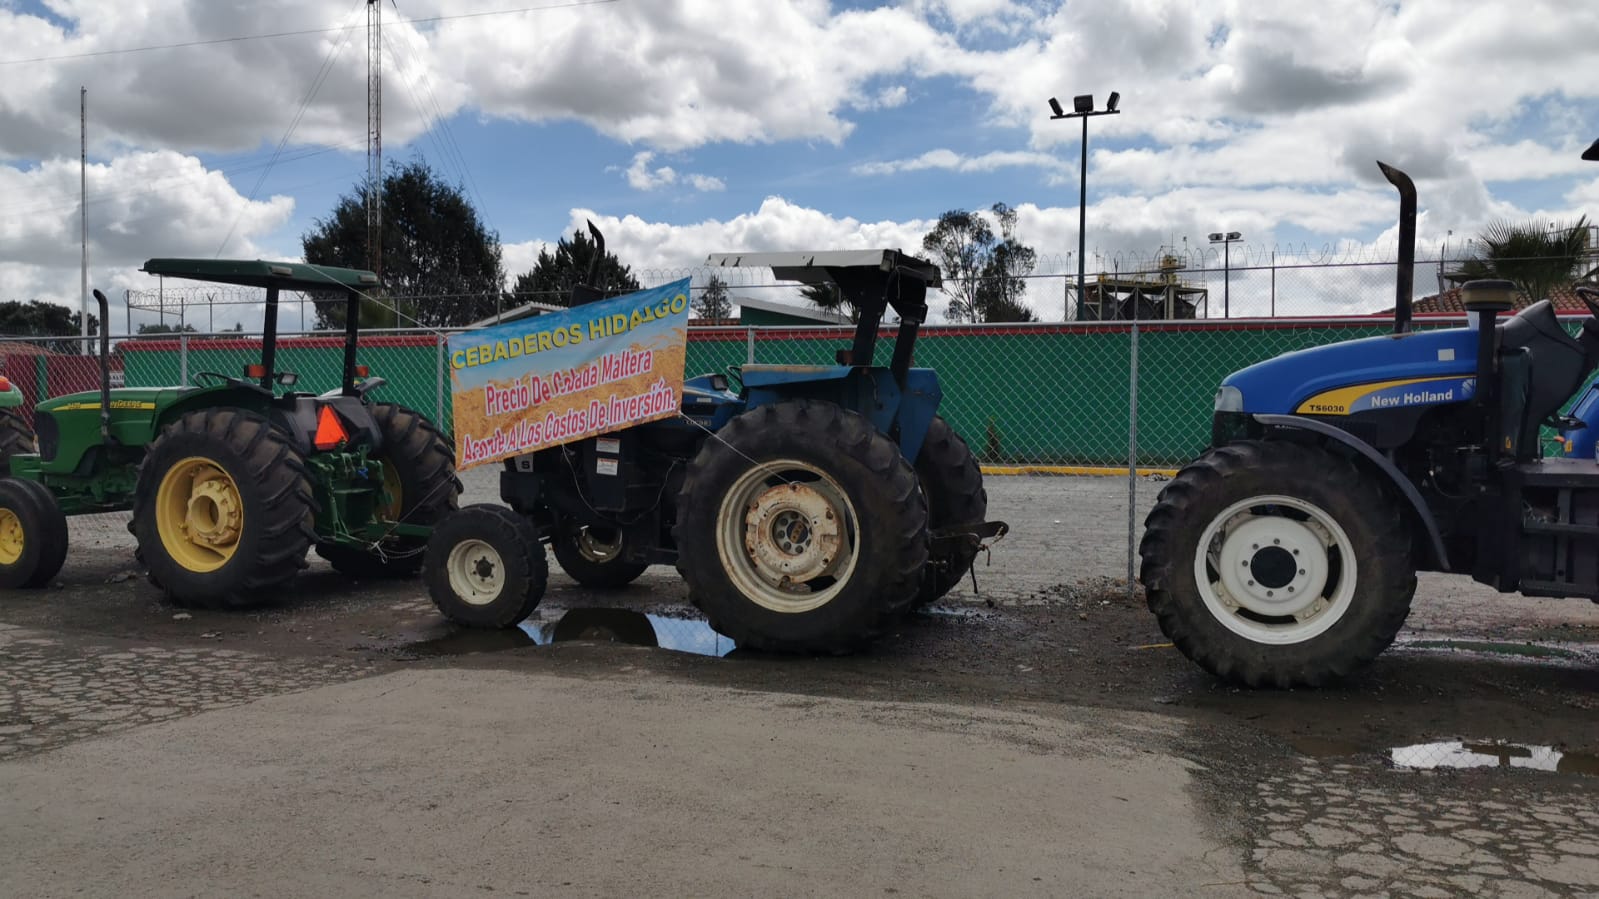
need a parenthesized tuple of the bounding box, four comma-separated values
(90, 288, 113, 444)
(1378, 161, 1416, 334)
(569, 219, 609, 307)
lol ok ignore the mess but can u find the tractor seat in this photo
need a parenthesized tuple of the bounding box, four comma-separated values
(1500, 300, 1588, 459)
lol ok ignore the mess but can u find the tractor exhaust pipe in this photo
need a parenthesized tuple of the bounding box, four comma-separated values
(1378, 161, 1416, 334)
(90, 288, 112, 444)
(568, 220, 609, 307)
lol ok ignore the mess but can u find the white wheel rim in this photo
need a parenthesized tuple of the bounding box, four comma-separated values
(575, 528, 623, 563)
(446, 539, 505, 606)
(1193, 494, 1357, 645)
(715, 459, 860, 614)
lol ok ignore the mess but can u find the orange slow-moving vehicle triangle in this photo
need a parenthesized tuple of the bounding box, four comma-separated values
(314, 406, 348, 450)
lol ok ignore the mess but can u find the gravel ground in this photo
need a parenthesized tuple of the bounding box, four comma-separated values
(3, 472, 1597, 896)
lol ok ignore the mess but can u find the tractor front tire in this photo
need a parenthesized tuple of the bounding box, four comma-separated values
(0, 410, 35, 475)
(1138, 441, 1415, 688)
(912, 416, 988, 608)
(674, 399, 929, 654)
(551, 525, 650, 589)
(424, 504, 548, 629)
(133, 408, 316, 610)
(0, 477, 68, 589)
(316, 402, 460, 579)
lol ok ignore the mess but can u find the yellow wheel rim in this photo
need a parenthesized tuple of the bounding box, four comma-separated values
(0, 508, 23, 566)
(379, 461, 404, 521)
(155, 456, 245, 573)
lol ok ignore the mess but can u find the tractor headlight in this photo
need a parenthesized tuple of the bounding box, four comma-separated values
(1214, 385, 1244, 413)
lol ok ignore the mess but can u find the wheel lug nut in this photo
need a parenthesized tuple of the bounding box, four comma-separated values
(1298, 569, 1305, 575)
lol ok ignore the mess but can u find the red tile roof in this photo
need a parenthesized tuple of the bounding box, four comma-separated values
(1414, 283, 1591, 314)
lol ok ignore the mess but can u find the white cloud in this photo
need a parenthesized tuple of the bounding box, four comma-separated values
(0, 1, 454, 159)
(0, 151, 293, 326)
(854, 148, 1069, 179)
(625, 152, 678, 191)
(2, 0, 1597, 329)
(622, 151, 724, 193)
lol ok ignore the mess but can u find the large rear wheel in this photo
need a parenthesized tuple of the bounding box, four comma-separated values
(0, 409, 35, 476)
(133, 408, 316, 609)
(317, 402, 460, 578)
(912, 415, 987, 608)
(551, 524, 650, 589)
(1139, 441, 1415, 688)
(674, 399, 928, 654)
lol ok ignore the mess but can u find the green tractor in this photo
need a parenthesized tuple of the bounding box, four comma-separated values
(0, 259, 459, 606)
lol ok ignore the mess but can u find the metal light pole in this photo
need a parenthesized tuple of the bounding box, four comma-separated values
(1049, 92, 1120, 320)
(1209, 231, 1242, 318)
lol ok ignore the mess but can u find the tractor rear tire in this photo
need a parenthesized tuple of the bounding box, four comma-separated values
(674, 398, 929, 654)
(0, 477, 67, 589)
(0, 410, 35, 476)
(912, 416, 987, 608)
(133, 408, 317, 610)
(316, 402, 460, 579)
(424, 504, 547, 629)
(551, 525, 650, 589)
(1138, 440, 1415, 688)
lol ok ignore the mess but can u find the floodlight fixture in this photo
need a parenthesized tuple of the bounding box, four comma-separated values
(1046, 91, 1125, 319)
(1209, 231, 1244, 318)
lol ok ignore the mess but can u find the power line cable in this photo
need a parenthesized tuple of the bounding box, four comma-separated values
(0, 0, 621, 66)
(381, 17, 488, 223)
(213, 0, 368, 257)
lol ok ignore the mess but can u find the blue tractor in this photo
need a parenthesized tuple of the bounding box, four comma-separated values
(423, 242, 1004, 653)
(1140, 154, 1599, 687)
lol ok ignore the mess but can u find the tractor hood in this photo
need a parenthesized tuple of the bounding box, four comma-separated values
(36, 385, 195, 417)
(1221, 327, 1479, 416)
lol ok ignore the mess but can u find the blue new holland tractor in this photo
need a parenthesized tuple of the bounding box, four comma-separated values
(1140, 154, 1599, 687)
(423, 243, 1005, 653)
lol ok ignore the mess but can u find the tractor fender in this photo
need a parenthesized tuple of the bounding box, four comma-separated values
(1253, 413, 1449, 569)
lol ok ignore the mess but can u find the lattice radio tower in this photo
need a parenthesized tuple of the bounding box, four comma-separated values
(366, 0, 382, 278)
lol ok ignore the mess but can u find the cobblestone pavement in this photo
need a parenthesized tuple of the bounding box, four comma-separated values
(1218, 757, 1599, 897)
(0, 623, 378, 761)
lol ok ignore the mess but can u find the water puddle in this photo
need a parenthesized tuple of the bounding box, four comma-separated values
(1391, 635, 1599, 666)
(402, 607, 734, 658)
(1293, 736, 1599, 777)
(518, 608, 735, 657)
(1389, 741, 1599, 776)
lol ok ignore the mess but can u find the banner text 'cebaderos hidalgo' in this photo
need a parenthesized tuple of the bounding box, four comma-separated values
(447, 279, 690, 470)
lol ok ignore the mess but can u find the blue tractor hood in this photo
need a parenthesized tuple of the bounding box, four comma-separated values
(1223, 327, 1480, 415)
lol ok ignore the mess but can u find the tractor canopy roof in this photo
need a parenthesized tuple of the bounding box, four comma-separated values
(705, 249, 941, 287)
(141, 258, 380, 293)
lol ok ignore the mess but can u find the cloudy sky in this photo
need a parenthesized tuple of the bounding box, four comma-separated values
(3, 0, 1599, 328)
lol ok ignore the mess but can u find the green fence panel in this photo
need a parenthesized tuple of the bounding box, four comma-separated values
(118, 320, 1549, 467)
